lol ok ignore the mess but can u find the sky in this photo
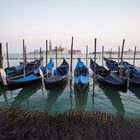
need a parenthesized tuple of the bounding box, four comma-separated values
(0, 0, 140, 53)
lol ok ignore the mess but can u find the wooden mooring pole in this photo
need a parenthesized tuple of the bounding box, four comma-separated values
(70, 37, 74, 79)
(120, 39, 125, 75)
(23, 39, 25, 77)
(24, 46, 27, 63)
(86, 45, 88, 67)
(40, 47, 42, 59)
(133, 46, 136, 67)
(6, 42, 9, 67)
(23, 39, 25, 62)
(109, 48, 112, 59)
(118, 46, 120, 67)
(93, 38, 97, 80)
(0, 43, 3, 68)
(55, 46, 58, 68)
(34, 51, 36, 60)
(46, 40, 48, 77)
(102, 46, 104, 67)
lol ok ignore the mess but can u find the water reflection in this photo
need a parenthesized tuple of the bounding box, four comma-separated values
(74, 84, 89, 111)
(98, 84, 125, 116)
(45, 80, 68, 113)
(0, 87, 11, 106)
(11, 83, 42, 108)
(129, 86, 140, 99)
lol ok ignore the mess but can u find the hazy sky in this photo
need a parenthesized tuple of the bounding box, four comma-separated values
(0, 0, 140, 53)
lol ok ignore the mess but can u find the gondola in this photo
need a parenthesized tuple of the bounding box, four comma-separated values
(104, 57, 120, 71)
(74, 58, 89, 91)
(44, 58, 69, 90)
(90, 58, 127, 92)
(0, 58, 43, 86)
(5, 57, 43, 76)
(122, 60, 140, 76)
(7, 59, 54, 90)
(104, 58, 140, 87)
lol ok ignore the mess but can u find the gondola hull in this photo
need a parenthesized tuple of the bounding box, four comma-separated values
(0, 58, 43, 86)
(129, 75, 140, 87)
(44, 75, 69, 90)
(74, 75, 89, 92)
(7, 75, 43, 90)
(74, 82, 89, 92)
(96, 74, 127, 92)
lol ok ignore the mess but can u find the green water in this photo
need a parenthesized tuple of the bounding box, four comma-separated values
(0, 55, 140, 118)
(0, 79, 140, 118)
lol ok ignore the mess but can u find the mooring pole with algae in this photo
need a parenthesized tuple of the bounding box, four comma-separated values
(6, 42, 9, 67)
(0, 43, 3, 68)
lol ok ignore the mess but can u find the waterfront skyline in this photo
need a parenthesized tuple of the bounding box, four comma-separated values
(0, 0, 140, 53)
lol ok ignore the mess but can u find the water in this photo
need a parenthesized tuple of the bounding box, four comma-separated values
(0, 54, 140, 118)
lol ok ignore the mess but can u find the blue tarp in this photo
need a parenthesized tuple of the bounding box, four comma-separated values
(48, 59, 54, 71)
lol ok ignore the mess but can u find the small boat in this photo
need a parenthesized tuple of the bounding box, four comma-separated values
(90, 58, 127, 92)
(44, 58, 69, 90)
(7, 59, 54, 90)
(0, 58, 43, 86)
(74, 58, 89, 91)
(103, 58, 140, 87)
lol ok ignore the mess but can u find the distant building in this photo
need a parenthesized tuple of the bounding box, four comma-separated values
(68, 50, 81, 54)
(124, 48, 133, 55)
(51, 45, 68, 54)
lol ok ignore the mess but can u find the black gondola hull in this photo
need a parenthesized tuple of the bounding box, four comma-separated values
(96, 74, 128, 92)
(7, 77, 42, 90)
(44, 75, 69, 90)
